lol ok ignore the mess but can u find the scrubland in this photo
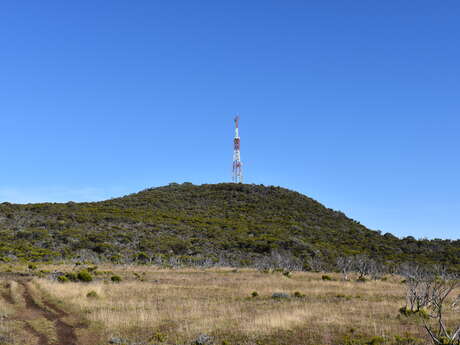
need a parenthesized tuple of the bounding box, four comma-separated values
(1, 183, 459, 271)
(0, 264, 459, 345)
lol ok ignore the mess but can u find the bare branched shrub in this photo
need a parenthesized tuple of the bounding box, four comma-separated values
(307, 254, 326, 272)
(168, 256, 181, 269)
(401, 265, 460, 345)
(423, 272, 460, 345)
(399, 264, 432, 312)
(354, 255, 381, 280)
(337, 256, 354, 280)
(254, 251, 302, 272)
(336, 255, 385, 280)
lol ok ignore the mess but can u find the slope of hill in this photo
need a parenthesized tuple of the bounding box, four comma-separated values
(0, 183, 458, 269)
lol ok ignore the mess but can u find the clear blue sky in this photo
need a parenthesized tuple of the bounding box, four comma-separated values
(1, 1, 459, 240)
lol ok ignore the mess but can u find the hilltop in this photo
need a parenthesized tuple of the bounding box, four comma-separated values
(0, 183, 458, 269)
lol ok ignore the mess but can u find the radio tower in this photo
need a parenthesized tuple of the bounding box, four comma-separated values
(232, 115, 243, 183)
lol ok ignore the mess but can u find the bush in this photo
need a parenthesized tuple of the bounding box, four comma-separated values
(57, 275, 69, 283)
(65, 272, 78, 282)
(398, 306, 429, 319)
(322, 275, 332, 281)
(342, 335, 385, 345)
(394, 335, 424, 345)
(282, 271, 292, 278)
(136, 252, 150, 263)
(293, 291, 305, 298)
(150, 332, 167, 343)
(335, 294, 353, 300)
(28, 263, 37, 270)
(77, 270, 93, 282)
(399, 306, 410, 316)
(416, 308, 429, 319)
(251, 291, 259, 298)
(133, 272, 145, 281)
(110, 275, 122, 283)
(367, 336, 385, 345)
(357, 276, 367, 283)
(86, 290, 98, 298)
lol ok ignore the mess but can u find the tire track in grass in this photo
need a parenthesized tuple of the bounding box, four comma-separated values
(23, 322, 49, 345)
(21, 282, 78, 345)
(1, 281, 48, 345)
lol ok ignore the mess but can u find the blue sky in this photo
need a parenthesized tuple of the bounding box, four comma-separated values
(0, 1, 459, 239)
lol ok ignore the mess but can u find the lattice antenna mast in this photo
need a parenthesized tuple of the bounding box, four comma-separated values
(232, 115, 243, 183)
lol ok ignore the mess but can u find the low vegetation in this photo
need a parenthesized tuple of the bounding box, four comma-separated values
(0, 183, 458, 272)
(0, 264, 458, 345)
(0, 183, 458, 344)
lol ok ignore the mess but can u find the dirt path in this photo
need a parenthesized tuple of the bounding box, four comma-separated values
(1, 280, 78, 345)
(21, 282, 78, 345)
(23, 322, 49, 345)
(2, 281, 49, 345)
(1, 290, 14, 305)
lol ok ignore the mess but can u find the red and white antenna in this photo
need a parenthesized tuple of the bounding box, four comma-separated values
(232, 115, 243, 183)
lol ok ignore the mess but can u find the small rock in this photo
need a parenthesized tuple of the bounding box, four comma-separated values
(0, 335, 11, 344)
(193, 333, 213, 345)
(272, 292, 289, 299)
(109, 337, 125, 344)
(51, 271, 66, 280)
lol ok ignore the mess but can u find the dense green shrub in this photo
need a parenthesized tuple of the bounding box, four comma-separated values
(110, 275, 122, 283)
(342, 335, 385, 345)
(398, 307, 429, 319)
(251, 291, 259, 298)
(65, 272, 78, 282)
(136, 252, 150, 263)
(86, 290, 98, 298)
(133, 272, 145, 281)
(394, 335, 424, 345)
(77, 270, 93, 282)
(322, 275, 332, 281)
(293, 291, 305, 298)
(150, 332, 167, 343)
(282, 271, 292, 278)
(57, 275, 69, 283)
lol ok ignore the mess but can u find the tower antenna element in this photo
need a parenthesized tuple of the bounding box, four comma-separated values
(232, 115, 243, 183)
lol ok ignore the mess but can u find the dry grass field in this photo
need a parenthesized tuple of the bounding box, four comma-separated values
(0, 264, 458, 345)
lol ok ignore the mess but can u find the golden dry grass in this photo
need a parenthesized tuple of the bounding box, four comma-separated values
(33, 266, 455, 345)
(0, 290, 15, 340)
(1, 265, 458, 345)
(0, 281, 37, 345)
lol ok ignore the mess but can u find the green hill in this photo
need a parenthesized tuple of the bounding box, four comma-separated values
(0, 183, 458, 270)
